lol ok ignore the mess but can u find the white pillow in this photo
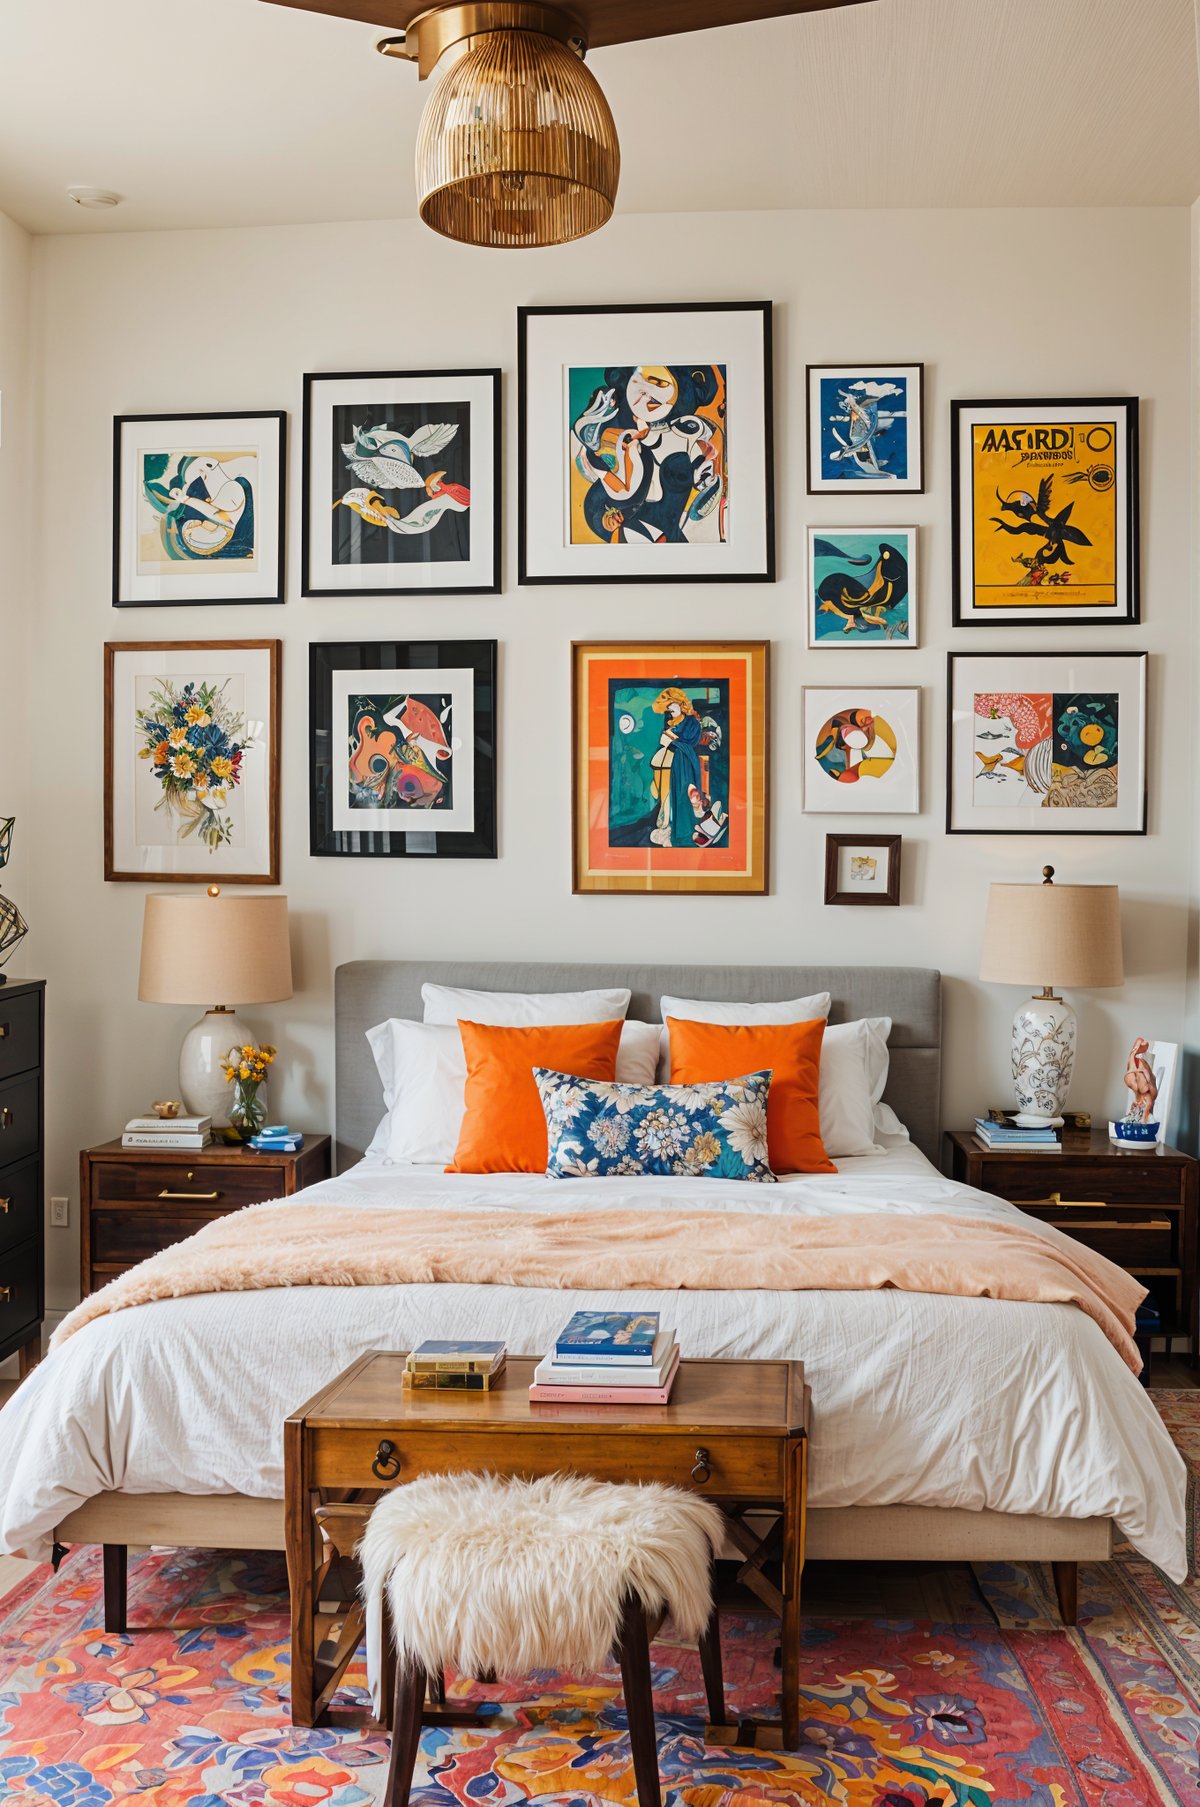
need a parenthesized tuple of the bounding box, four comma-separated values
(366, 1016, 659, 1165)
(422, 982, 631, 1027)
(657, 991, 832, 1083)
(819, 1021, 882, 1158)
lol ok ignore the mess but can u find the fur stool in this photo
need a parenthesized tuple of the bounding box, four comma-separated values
(360, 1470, 728, 1807)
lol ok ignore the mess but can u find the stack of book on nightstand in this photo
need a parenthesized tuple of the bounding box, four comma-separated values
(530, 1310, 680, 1404)
(402, 1339, 508, 1391)
(974, 1113, 1061, 1152)
(122, 1113, 212, 1151)
(247, 1125, 304, 1153)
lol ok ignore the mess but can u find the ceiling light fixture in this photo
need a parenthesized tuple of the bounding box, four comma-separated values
(66, 186, 123, 209)
(376, 2, 619, 249)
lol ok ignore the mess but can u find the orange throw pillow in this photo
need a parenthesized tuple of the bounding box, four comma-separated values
(667, 1017, 834, 1175)
(449, 1019, 625, 1174)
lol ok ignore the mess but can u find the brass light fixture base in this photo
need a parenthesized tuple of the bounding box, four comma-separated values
(376, 1, 587, 77)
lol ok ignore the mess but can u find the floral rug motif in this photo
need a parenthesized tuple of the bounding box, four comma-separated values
(2, 1395, 1199, 1807)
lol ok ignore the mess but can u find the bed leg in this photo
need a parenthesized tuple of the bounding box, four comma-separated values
(1051, 1560, 1077, 1626)
(103, 1544, 128, 1635)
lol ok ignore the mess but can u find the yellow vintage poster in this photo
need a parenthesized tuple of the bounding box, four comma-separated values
(969, 415, 1119, 610)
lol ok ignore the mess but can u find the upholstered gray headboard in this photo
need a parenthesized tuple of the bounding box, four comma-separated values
(334, 961, 942, 1171)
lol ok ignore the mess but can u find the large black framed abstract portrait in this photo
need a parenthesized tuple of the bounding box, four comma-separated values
(309, 640, 498, 859)
(302, 371, 501, 597)
(518, 303, 774, 585)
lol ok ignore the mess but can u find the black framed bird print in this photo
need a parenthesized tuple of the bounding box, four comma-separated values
(951, 398, 1139, 626)
(302, 370, 501, 596)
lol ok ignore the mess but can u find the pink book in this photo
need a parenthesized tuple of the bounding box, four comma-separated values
(529, 1347, 680, 1405)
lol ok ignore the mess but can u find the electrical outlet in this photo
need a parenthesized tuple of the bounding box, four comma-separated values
(50, 1196, 69, 1228)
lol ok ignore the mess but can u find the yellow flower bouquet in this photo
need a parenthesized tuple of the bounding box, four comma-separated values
(222, 1041, 277, 1141)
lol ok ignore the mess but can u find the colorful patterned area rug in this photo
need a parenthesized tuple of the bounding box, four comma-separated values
(2, 1394, 1199, 1807)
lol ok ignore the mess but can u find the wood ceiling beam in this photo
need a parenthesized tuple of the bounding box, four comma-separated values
(259, 0, 874, 50)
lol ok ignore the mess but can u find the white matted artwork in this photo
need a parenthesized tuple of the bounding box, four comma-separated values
(518, 302, 774, 584)
(807, 527, 917, 647)
(801, 688, 920, 814)
(824, 833, 902, 905)
(946, 651, 1147, 834)
(1111, 1037, 1178, 1144)
(105, 640, 280, 883)
(330, 666, 476, 835)
(114, 412, 285, 607)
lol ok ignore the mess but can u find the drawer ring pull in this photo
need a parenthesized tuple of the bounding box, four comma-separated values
(691, 1447, 712, 1485)
(158, 1188, 220, 1200)
(372, 1439, 402, 1481)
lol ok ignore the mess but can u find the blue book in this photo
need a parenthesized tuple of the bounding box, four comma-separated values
(249, 1136, 302, 1152)
(555, 1310, 660, 1364)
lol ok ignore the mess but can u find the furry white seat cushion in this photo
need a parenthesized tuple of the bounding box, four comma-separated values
(359, 1471, 725, 1678)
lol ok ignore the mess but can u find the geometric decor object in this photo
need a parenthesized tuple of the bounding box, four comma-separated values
(0, 815, 13, 868)
(0, 892, 28, 975)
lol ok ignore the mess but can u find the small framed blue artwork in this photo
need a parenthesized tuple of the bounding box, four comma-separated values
(806, 362, 924, 495)
(807, 526, 917, 647)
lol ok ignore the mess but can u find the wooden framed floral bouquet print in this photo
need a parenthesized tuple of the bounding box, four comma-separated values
(571, 641, 769, 895)
(519, 303, 774, 585)
(104, 640, 281, 883)
(113, 412, 286, 607)
(309, 639, 497, 859)
(302, 370, 501, 597)
(951, 397, 1139, 626)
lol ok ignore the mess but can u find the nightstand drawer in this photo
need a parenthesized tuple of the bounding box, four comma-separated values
(0, 1159, 40, 1258)
(92, 1208, 227, 1267)
(0, 1075, 40, 1169)
(0, 991, 40, 1082)
(1031, 1213, 1176, 1270)
(984, 1167, 1184, 1211)
(0, 1235, 40, 1344)
(94, 1160, 285, 1209)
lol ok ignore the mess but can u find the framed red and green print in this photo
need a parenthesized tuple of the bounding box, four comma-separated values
(571, 641, 769, 895)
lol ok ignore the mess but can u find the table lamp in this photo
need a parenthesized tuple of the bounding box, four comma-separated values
(138, 886, 293, 1122)
(979, 866, 1123, 1127)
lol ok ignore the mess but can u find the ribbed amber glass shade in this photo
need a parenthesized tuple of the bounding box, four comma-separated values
(416, 30, 620, 248)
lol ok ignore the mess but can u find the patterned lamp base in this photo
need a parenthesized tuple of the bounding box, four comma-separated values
(1011, 990, 1076, 1127)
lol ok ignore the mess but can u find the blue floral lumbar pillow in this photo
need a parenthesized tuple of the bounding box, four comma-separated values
(533, 1067, 776, 1182)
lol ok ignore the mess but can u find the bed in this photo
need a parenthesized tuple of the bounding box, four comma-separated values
(0, 959, 1186, 1609)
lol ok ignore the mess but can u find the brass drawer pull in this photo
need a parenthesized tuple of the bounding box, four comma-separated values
(0, 1108, 11, 1130)
(691, 1447, 712, 1484)
(1023, 1193, 1108, 1211)
(372, 1439, 402, 1481)
(1060, 1218, 1171, 1232)
(0, 1023, 9, 1039)
(0, 1286, 10, 1303)
(0, 1198, 9, 1214)
(158, 1188, 220, 1200)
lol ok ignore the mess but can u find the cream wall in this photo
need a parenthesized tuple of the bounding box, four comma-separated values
(0, 210, 31, 962)
(15, 204, 1196, 1312)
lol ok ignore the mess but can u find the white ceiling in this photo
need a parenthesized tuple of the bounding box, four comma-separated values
(0, 0, 1195, 235)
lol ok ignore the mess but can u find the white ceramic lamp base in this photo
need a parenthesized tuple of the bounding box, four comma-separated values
(1011, 992, 1076, 1128)
(179, 1007, 263, 1126)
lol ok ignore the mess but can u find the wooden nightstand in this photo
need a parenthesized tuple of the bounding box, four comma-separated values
(944, 1127, 1199, 1364)
(79, 1135, 332, 1297)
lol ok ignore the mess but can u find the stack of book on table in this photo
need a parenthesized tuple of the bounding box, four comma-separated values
(247, 1125, 304, 1153)
(403, 1339, 507, 1391)
(122, 1114, 212, 1150)
(974, 1113, 1061, 1152)
(530, 1310, 680, 1404)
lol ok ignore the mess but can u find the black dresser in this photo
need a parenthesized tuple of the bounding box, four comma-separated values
(0, 979, 45, 1374)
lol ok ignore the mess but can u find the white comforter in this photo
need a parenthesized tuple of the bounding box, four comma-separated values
(0, 1142, 1187, 1578)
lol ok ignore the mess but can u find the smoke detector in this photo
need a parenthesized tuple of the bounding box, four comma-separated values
(66, 186, 122, 209)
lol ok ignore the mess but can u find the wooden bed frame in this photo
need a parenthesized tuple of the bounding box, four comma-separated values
(53, 960, 1114, 1630)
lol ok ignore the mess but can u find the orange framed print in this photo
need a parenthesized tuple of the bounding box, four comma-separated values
(571, 641, 769, 895)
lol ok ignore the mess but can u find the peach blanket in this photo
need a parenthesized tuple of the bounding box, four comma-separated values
(52, 1200, 1146, 1372)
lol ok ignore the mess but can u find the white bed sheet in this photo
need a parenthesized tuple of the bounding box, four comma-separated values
(0, 1141, 1186, 1579)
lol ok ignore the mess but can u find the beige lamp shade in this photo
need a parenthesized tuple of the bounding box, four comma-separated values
(979, 878, 1123, 990)
(139, 890, 293, 1006)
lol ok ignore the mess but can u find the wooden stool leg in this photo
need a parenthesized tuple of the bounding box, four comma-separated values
(698, 1601, 726, 1726)
(102, 1544, 127, 1635)
(429, 1667, 446, 1706)
(616, 1594, 662, 1807)
(383, 1662, 426, 1807)
(1051, 1561, 1078, 1626)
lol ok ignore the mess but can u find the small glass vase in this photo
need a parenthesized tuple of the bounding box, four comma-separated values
(228, 1077, 267, 1143)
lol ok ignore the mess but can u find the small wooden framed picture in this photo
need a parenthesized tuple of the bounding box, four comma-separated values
(824, 833, 901, 906)
(113, 411, 286, 607)
(807, 526, 917, 647)
(806, 362, 924, 495)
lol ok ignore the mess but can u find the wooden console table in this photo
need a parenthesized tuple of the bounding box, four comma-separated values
(285, 1350, 809, 1746)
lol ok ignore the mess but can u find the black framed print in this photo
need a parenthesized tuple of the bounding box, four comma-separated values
(951, 397, 1139, 626)
(518, 301, 774, 585)
(113, 411, 286, 607)
(946, 651, 1147, 835)
(302, 370, 501, 597)
(310, 639, 497, 859)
